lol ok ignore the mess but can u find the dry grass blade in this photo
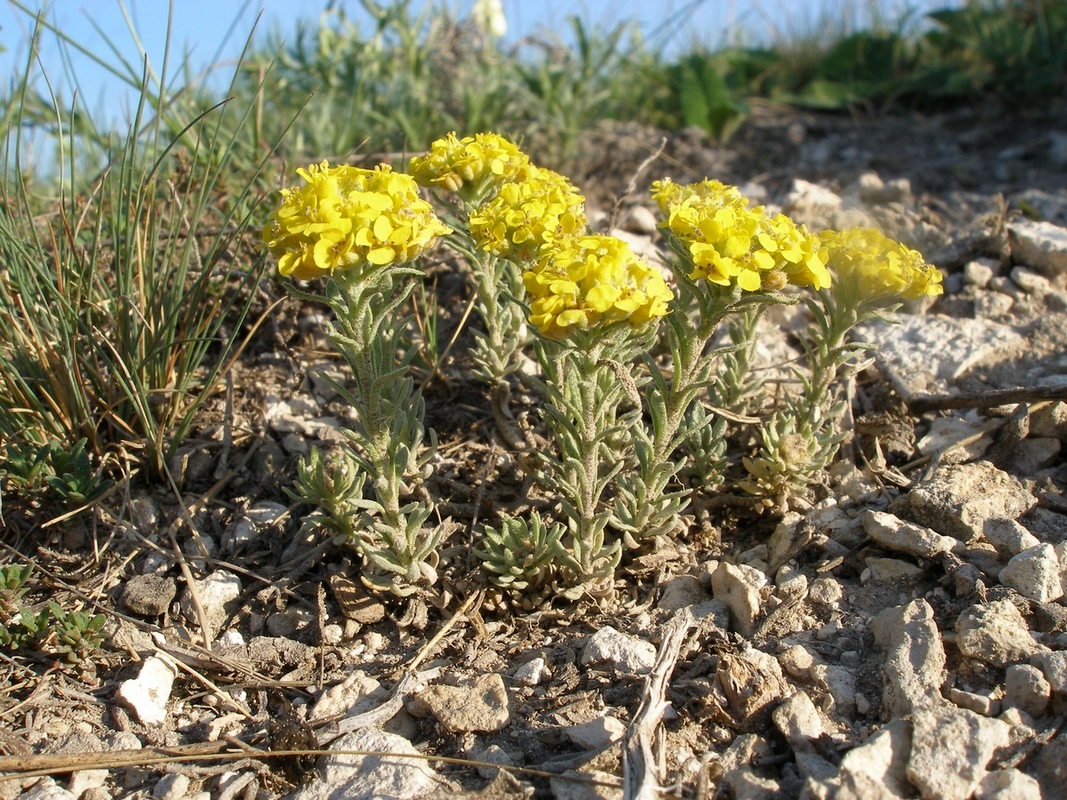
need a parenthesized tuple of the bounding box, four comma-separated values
(0, 744, 631, 789)
(417, 291, 478, 394)
(0, 741, 242, 779)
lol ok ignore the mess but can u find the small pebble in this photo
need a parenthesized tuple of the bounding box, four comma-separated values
(152, 773, 190, 800)
(512, 657, 548, 687)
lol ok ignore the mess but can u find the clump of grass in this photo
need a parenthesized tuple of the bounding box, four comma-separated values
(236, 2, 667, 170)
(0, 15, 277, 491)
(908, 0, 1067, 106)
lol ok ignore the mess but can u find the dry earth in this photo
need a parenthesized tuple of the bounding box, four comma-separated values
(3, 100, 1067, 800)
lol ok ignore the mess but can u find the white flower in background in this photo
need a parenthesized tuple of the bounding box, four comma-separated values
(472, 0, 507, 40)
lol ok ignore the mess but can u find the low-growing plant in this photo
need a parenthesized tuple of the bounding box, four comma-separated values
(663, 50, 753, 141)
(0, 606, 49, 652)
(514, 16, 649, 167)
(241, 0, 523, 162)
(907, 0, 1067, 105)
(264, 131, 941, 601)
(42, 439, 113, 508)
(0, 564, 105, 663)
(0, 442, 54, 496)
(650, 0, 1067, 119)
(476, 511, 564, 599)
(0, 439, 112, 510)
(0, 564, 34, 619)
(46, 601, 107, 664)
(264, 160, 450, 597)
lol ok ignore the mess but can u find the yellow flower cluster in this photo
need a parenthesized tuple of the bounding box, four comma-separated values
(651, 177, 745, 212)
(523, 235, 673, 339)
(409, 132, 530, 202)
(469, 165, 587, 263)
(651, 178, 831, 293)
(820, 228, 943, 303)
(264, 161, 451, 280)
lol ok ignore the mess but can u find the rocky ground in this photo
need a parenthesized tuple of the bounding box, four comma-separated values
(3, 101, 1067, 800)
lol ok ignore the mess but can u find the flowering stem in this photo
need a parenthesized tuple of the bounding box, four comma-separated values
(469, 249, 527, 383)
(800, 290, 871, 432)
(713, 305, 765, 413)
(437, 224, 528, 445)
(536, 329, 648, 588)
(614, 278, 774, 540)
(319, 266, 440, 592)
(738, 294, 871, 511)
(660, 264, 776, 444)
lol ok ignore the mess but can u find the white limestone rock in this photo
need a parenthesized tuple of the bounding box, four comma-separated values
(412, 673, 510, 733)
(906, 706, 1010, 800)
(772, 691, 824, 752)
(563, 715, 627, 751)
(872, 599, 946, 718)
(999, 544, 1064, 603)
(982, 518, 1041, 558)
(890, 462, 1035, 542)
(856, 315, 1024, 396)
(290, 728, 436, 800)
(1008, 218, 1067, 275)
(974, 768, 1044, 800)
(915, 415, 993, 463)
(955, 599, 1047, 668)
(1032, 650, 1067, 697)
(116, 656, 176, 726)
(180, 570, 242, 641)
(581, 626, 656, 676)
(843, 719, 913, 794)
(1003, 663, 1051, 718)
(711, 562, 765, 637)
(863, 510, 957, 559)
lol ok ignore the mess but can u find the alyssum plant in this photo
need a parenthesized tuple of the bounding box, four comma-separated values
(263, 132, 942, 603)
(263, 162, 450, 597)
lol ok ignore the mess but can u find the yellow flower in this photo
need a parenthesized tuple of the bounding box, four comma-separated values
(409, 132, 530, 202)
(523, 235, 673, 340)
(469, 165, 587, 263)
(651, 177, 746, 217)
(651, 178, 832, 292)
(820, 228, 943, 304)
(760, 213, 833, 291)
(264, 161, 451, 280)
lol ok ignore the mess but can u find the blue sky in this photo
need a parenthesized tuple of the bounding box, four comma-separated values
(1, 0, 954, 119)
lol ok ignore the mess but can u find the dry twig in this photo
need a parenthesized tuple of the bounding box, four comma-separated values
(623, 608, 696, 800)
(907, 385, 1067, 414)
